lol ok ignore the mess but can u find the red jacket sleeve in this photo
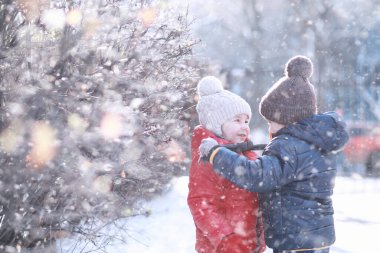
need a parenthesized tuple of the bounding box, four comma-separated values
(187, 159, 235, 247)
(187, 127, 265, 251)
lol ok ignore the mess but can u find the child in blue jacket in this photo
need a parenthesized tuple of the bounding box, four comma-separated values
(199, 56, 349, 253)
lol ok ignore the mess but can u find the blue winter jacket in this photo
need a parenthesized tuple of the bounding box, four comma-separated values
(210, 112, 349, 251)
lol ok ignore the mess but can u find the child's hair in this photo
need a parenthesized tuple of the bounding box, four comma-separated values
(259, 55, 317, 125)
(196, 76, 251, 136)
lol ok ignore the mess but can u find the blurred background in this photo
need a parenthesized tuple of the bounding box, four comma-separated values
(1, 0, 380, 252)
(177, 0, 380, 177)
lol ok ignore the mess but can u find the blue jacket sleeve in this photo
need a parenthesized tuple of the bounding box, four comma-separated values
(212, 140, 297, 192)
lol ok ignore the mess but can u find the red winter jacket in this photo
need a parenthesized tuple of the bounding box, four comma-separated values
(187, 126, 266, 253)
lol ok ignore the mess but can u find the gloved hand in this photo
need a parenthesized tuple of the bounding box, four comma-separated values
(216, 233, 253, 253)
(199, 137, 219, 162)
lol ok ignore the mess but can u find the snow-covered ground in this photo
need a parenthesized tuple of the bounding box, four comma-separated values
(58, 175, 380, 253)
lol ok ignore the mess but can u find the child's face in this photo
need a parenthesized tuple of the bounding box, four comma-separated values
(221, 114, 250, 144)
(267, 121, 285, 134)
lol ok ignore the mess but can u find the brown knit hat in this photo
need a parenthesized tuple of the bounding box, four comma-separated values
(259, 55, 317, 125)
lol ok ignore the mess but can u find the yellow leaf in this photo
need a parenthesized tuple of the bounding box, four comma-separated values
(100, 112, 123, 140)
(66, 9, 82, 26)
(138, 8, 157, 27)
(27, 121, 58, 169)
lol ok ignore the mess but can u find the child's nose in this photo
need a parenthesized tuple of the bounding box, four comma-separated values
(241, 123, 249, 129)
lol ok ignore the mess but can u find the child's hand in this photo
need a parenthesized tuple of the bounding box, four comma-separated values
(199, 138, 218, 161)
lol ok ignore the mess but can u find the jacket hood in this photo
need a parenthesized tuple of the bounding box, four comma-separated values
(276, 111, 349, 152)
(192, 125, 248, 149)
(192, 125, 255, 159)
(192, 126, 227, 148)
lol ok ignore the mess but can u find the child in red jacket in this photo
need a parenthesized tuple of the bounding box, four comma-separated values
(187, 76, 266, 253)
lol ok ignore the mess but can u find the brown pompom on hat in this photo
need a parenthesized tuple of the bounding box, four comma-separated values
(259, 55, 317, 125)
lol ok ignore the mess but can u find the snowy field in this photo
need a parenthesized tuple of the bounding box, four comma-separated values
(58, 176, 380, 253)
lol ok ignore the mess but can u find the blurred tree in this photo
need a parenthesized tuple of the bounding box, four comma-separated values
(187, 0, 270, 127)
(185, 0, 380, 127)
(0, 0, 200, 251)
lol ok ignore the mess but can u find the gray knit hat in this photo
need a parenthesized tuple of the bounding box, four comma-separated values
(196, 76, 252, 136)
(259, 55, 317, 125)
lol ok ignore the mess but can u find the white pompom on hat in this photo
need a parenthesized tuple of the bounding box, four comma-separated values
(196, 76, 252, 136)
